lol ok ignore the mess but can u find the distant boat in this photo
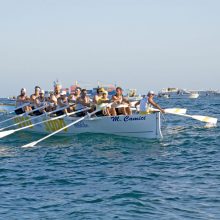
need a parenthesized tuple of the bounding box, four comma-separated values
(124, 89, 142, 107)
(158, 88, 199, 99)
(198, 90, 220, 97)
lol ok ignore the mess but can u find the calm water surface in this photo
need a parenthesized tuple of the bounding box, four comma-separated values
(0, 97, 220, 219)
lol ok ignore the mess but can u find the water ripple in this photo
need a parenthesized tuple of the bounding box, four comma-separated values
(0, 97, 220, 219)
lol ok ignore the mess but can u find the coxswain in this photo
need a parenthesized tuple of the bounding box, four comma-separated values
(135, 91, 165, 114)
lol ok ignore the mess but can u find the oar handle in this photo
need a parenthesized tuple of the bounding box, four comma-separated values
(9, 103, 31, 114)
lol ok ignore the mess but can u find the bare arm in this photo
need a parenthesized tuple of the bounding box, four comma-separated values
(134, 100, 140, 108)
(148, 97, 165, 113)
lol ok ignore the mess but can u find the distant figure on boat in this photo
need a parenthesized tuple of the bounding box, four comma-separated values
(135, 91, 165, 114)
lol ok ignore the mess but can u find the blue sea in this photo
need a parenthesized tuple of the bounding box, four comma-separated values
(0, 97, 219, 219)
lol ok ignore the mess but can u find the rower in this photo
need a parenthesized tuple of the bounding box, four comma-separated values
(57, 91, 69, 115)
(54, 82, 62, 99)
(46, 91, 58, 112)
(135, 91, 165, 114)
(93, 87, 105, 105)
(75, 89, 93, 116)
(30, 86, 41, 107)
(97, 90, 112, 116)
(15, 88, 32, 114)
(34, 90, 47, 115)
(68, 87, 81, 103)
(112, 87, 131, 116)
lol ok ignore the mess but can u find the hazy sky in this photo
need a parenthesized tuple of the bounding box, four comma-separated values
(0, 0, 219, 96)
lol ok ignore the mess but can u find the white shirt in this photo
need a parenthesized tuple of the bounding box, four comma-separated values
(139, 97, 152, 112)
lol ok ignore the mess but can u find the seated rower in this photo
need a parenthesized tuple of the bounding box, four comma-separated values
(93, 87, 105, 105)
(30, 86, 41, 108)
(68, 87, 81, 104)
(34, 90, 47, 115)
(15, 88, 32, 115)
(97, 90, 112, 116)
(54, 82, 62, 99)
(111, 87, 131, 116)
(135, 91, 165, 114)
(46, 91, 58, 112)
(57, 91, 70, 115)
(75, 89, 93, 116)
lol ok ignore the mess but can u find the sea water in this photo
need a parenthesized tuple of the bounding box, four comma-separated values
(0, 97, 219, 219)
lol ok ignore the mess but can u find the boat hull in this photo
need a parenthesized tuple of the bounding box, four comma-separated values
(13, 113, 163, 139)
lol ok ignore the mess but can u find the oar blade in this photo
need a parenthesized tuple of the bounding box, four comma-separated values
(0, 130, 15, 138)
(165, 108, 187, 114)
(21, 141, 39, 148)
(192, 115, 218, 125)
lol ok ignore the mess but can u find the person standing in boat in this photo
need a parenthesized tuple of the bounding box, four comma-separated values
(135, 91, 165, 114)
(112, 87, 131, 116)
(15, 88, 32, 114)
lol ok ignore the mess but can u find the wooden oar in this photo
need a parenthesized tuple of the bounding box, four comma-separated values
(168, 112, 218, 125)
(134, 107, 187, 114)
(8, 103, 31, 114)
(0, 107, 90, 139)
(21, 107, 103, 148)
(0, 105, 72, 131)
(164, 108, 187, 114)
(0, 104, 46, 125)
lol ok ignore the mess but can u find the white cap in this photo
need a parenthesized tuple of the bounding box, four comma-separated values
(40, 89, 45, 94)
(21, 88, 26, 93)
(148, 91, 155, 96)
(103, 90, 108, 95)
(60, 91, 67, 96)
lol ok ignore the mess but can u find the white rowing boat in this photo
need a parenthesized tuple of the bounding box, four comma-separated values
(0, 105, 217, 146)
(10, 112, 163, 139)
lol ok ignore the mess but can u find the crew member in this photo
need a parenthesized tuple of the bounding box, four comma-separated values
(135, 91, 165, 114)
(15, 88, 31, 114)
